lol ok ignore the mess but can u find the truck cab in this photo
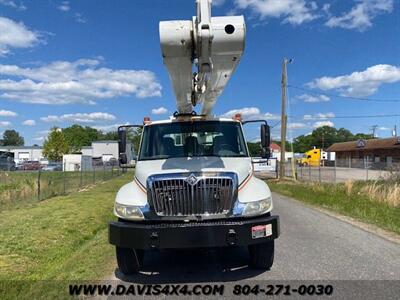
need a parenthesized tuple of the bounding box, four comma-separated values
(109, 0, 280, 274)
(109, 114, 280, 274)
(299, 148, 321, 167)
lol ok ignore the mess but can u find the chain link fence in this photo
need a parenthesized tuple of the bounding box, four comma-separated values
(281, 158, 400, 183)
(0, 164, 125, 210)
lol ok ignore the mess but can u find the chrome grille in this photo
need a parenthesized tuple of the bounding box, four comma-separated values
(147, 172, 238, 217)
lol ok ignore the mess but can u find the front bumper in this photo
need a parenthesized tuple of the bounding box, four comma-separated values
(109, 215, 280, 249)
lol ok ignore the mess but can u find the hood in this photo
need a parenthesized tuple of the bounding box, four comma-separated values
(135, 156, 252, 187)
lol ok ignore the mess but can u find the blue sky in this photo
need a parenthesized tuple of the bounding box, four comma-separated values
(0, 0, 399, 145)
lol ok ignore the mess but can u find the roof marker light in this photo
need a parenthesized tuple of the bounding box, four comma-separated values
(233, 113, 242, 121)
(143, 117, 151, 124)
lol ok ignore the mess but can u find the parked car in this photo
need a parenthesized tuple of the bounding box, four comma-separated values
(92, 157, 103, 167)
(39, 158, 49, 167)
(42, 162, 62, 171)
(20, 161, 42, 171)
(105, 158, 118, 166)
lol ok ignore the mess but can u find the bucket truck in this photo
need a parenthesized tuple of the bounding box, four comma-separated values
(109, 0, 280, 274)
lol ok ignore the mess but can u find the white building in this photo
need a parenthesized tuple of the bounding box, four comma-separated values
(272, 151, 294, 162)
(81, 146, 93, 156)
(62, 154, 92, 171)
(91, 140, 119, 161)
(0, 146, 43, 164)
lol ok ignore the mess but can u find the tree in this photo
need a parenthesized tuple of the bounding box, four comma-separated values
(311, 126, 337, 149)
(336, 128, 353, 143)
(292, 126, 376, 153)
(63, 125, 102, 153)
(101, 131, 119, 141)
(353, 133, 374, 140)
(247, 142, 261, 157)
(2, 130, 24, 146)
(292, 134, 314, 153)
(43, 128, 69, 161)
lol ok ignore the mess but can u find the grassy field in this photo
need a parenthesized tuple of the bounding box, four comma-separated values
(0, 172, 132, 299)
(268, 179, 400, 235)
(0, 168, 122, 211)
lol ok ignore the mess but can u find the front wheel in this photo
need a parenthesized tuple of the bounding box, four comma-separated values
(116, 247, 144, 275)
(248, 240, 274, 270)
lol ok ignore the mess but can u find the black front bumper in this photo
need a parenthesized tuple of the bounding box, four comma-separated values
(109, 215, 280, 249)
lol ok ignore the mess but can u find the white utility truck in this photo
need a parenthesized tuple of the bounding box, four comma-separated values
(109, 0, 280, 274)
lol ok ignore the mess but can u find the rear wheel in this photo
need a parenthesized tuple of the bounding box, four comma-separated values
(248, 240, 274, 270)
(116, 246, 144, 275)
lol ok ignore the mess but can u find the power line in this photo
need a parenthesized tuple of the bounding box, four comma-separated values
(288, 85, 400, 103)
(289, 114, 400, 120)
(270, 120, 281, 128)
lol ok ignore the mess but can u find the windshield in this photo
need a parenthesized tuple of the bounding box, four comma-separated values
(138, 121, 248, 160)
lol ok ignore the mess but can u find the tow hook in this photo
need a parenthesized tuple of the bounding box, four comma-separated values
(149, 232, 159, 248)
(227, 229, 237, 245)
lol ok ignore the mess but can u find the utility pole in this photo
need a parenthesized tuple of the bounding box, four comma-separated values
(280, 58, 292, 179)
(370, 125, 378, 138)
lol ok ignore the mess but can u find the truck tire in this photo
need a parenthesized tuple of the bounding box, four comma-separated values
(248, 240, 274, 270)
(116, 247, 144, 275)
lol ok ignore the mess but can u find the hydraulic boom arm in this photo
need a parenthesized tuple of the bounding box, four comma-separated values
(159, 0, 245, 115)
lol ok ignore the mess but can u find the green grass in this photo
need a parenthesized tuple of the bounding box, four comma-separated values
(0, 168, 122, 211)
(0, 172, 132, 299)
(268, 180, 400, 235)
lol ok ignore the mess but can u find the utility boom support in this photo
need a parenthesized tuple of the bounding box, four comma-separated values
(159, 0, 245, 115)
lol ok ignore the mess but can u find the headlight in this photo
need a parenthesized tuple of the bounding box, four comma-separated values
(242, 197, 272, 216)
(114, 203, 144, 220)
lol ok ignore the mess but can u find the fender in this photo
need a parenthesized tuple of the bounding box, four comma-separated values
(237, 175, 273, 212)
(115, 178, 147, 206)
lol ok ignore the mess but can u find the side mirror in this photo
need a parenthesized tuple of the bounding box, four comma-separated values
(118, 128, 127, 164)
(118, 125, 142, 168)
(261, 124, 271, 159)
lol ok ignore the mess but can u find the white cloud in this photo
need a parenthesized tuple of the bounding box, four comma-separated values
(0, 109, 17, 117)
(233, 0, 318, 25)
(0, 58, 162, 104)
(304, 112, 335, 120)
(221, 107, 280, 120)
(297, 93, 330, 103)
(57, 1, 87, 23)
(93, 123, 129, 132)
(22, 119, 36, 126)
(307, 64, 400, 97)
(57, 1, 70, 12)
(37, 129, 50, 135)
(41, 112, 116, 123)
(288, 122, 308, 129)
(313, 121, 334, 128)
(74, 13, 87, 24)
(379, 126, 391, 131)
(326, 0, 393, 31)
(0, 17, 40, 56)
(0, 121, 11, 127)
(151, 107, 168, 115)
(33, 136, 45, 141)
(0, 0, 26, 10)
